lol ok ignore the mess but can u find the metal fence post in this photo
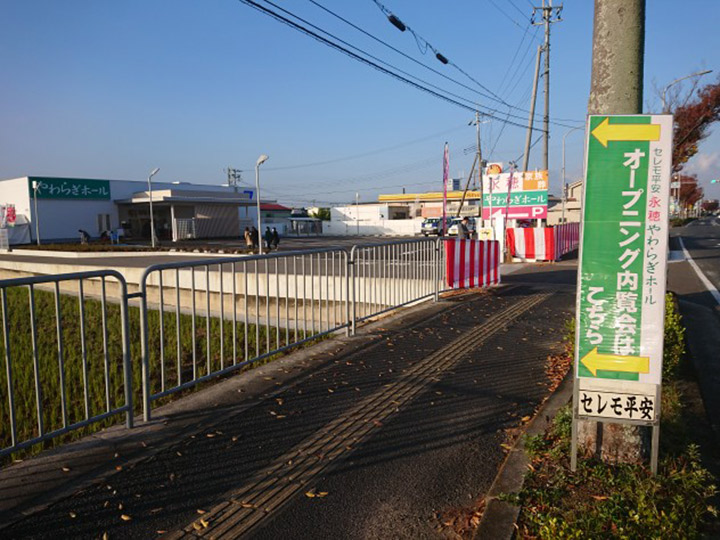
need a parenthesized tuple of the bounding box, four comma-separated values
(139, 279, 152, 422)
(434, 237, 441, 302)
(344, 251, 351, 336)
(119, 280, 134, 428)
(349, 246, 357, 335)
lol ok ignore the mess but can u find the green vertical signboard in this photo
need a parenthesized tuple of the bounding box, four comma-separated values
(572, 115, 672, 472)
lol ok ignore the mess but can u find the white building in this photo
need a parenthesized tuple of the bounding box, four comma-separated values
(0, 176, 263, 244)
(546, 180, 582, 225)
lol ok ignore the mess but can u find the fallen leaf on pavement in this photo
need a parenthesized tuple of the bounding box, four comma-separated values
(120, 514, 132, 521)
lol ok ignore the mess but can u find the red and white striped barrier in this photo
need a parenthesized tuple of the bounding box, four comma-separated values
(445, 239, 500, 289)
(554, 222, 580, 259)
(506, 223, 580, 262)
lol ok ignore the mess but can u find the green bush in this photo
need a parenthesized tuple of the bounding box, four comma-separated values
(663, 293, 686, 381)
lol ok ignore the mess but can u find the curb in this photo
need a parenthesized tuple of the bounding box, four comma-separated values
(475, 369, 574, 539)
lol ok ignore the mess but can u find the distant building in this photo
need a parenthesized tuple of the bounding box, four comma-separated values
(0, 176, 268, 244)
(546, 180, 582, 225)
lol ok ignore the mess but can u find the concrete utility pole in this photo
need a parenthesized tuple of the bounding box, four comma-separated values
(522, 45, 543, 173)
(226, 167, 243, 193)
(533, 0, 562, 171)
(581, 0, 647, 465)
(588, 0, 645, 115)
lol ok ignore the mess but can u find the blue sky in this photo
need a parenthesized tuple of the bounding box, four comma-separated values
(1, 0, 719, 205)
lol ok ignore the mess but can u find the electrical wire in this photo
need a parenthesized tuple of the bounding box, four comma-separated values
(305, 0, 507, 108)
(366, 0, 580, 125)
(238, 0, 569, 130)
(256, 124, 467, 172)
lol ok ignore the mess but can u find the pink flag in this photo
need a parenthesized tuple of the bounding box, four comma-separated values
(442, 142, 449, 236)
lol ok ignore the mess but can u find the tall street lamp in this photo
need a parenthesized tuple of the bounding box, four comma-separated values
(355, 192, 360, 236)
(148, 167, 160, 248)
(561, 126, 583, 225)
(255, 154, 269, 254)
(661, 69, 712, 112)
(31, 180, 41, 245)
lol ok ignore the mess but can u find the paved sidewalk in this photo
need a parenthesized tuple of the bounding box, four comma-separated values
(0, 281, 573, 539)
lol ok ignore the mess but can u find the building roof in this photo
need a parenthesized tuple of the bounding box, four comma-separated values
(260, 203, 291, 211)
(115, 189, 252, 205)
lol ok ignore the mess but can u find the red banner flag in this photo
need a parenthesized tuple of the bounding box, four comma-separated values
(442, 142, 449, 236)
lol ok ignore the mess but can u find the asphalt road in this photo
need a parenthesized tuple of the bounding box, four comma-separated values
(1, 277, 574, 539)
(674, 216, 720, 296)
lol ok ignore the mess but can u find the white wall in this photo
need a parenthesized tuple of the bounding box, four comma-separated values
(0, 178, 31, 218)
(323, 219, 421, 236)
(0, 177, 259, 243)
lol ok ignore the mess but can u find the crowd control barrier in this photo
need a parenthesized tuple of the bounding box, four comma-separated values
(506, 223, 580, 262)
(444, 239, 500, 289)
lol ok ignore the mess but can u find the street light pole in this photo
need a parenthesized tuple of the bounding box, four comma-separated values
(355, 192, 360, 236)
(661, 69, 712, 112)
(561, 126, 583, 225)
(147, 168, 160, 248)
(255, 154, 269, 255)
(31, 180, 41, 245)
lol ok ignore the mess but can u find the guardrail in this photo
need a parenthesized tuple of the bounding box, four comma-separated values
(1, 237, 498, 451)
(138, 248, 350, 421)
(350, 238, 444, 333)
(0, 270, 132, 457)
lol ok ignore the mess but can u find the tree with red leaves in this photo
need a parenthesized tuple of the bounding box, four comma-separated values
(672, 79, 720, 173)
(702, 200, 719, 213)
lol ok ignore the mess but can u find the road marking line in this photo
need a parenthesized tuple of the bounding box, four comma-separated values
(169, 291, 554, 539)
(679, 237, 720, 306)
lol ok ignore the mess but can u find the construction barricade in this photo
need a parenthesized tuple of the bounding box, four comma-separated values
(445, 239, 500, 289)
(506, 222, 580, 262)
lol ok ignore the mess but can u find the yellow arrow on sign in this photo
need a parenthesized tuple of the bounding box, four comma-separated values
(581, 347, 650, 376)
(591, 117, 661, 148)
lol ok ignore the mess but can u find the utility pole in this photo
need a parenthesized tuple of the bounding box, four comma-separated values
(226, 167, 243, 193)
(532, 0, 562, 171)
(522, 45, 543, 173)
(456, 112, 485, 219)
(578, 0, 647, 466)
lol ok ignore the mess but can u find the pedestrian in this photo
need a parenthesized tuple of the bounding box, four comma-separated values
(458, 217, 470, 239)
(271, 227, 280, 250)
(78, 229, 90, 244)
(244, 227, 253, 252)
(264, 227, 273, 251)
(251, 227, 259, 250)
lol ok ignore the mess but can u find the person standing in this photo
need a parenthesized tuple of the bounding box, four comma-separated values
(251, 227, 259, 250)
(264, 227, 273, 251)
(458, 217, 470, 239)
(244, 227, 253, 252)
(271, 227, 280, 250)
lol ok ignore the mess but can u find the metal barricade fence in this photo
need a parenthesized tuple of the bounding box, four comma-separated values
(349, 238, 445, 333)
(138, 248, 350, 420)
(0, 238, 459, 446)
(0, 270, 132, 457)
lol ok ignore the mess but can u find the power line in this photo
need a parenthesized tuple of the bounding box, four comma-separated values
(317, 0, 579, 124)
(238, 0, 564, 130)
(306, 0, 504, 107)
(370, 0, 541, 115)
(256, 124, 467, 171)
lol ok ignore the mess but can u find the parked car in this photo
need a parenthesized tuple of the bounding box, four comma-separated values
(421, 217, 451, 236)
(448, 217, 476, 236)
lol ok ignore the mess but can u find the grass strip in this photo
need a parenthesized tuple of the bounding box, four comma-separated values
(0, 285, 324, 463)
(507, 294, 717, 538)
